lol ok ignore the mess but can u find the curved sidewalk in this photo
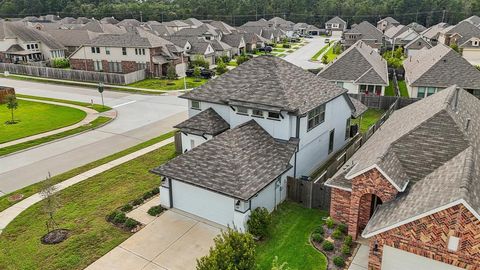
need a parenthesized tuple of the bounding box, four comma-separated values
(0, 136, 174, 234)
(0, 97, 101, 149)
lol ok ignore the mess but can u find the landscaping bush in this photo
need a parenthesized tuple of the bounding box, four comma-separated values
(142, 191, 154, 200)
(124, 218, 139, 230)
(106, 211, 119, 222)
(344, 235, 353, 247)
(321, 54, 328, 64)
(215, 59, 228, 75)
(219, 55, 230, 63)
(151, 187, 160, 195)
(147, 205, 164, 216)
(326, 217, 335, 229)
(332, 228, 344, 239)
(247, 207, 271, 239)
(236, 54, 250, 65)
(338, 223, 348, 234)
(333, 256, 345, 267)
(321, 240, 334, 251)
(166, 64, 177, 80)
(190, 56, 209, 69)
(341, 244, 351, 256)
(120, 204, 133, 212)
(132, 198, 144, 206)
(282, 44, 291, 48)
(112, 212, 126, 224)
(311, 233, 323, 243)
(52, 58, 70, 69)
(313, 226, 324, 235)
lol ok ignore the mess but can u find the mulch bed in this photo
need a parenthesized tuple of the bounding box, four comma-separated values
(8, 194, 24, 202)
(41, 229, 70, 244)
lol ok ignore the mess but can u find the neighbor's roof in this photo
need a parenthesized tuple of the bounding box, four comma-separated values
(379, 17, 400, 24)
(117, 19, 142, 27)
(45, 29, 100, 47)
(407, 22, 427, 33)
(174, 108, 230, 136)
(100, 17, 119, 24)
(86, 30, 173, 48)
(345, 21, 384, 42)
(404, 35, 432, 50)
(403, 44, 480, 89)
(443, 20, 480, 45)
(384, 25, 408, 39)
(326, 16, 346, 25)
(152, 120, 299, 200)
(319, 41, 388, 86)
(353, 87, 480, 237)
(173, 24, 219, 37)
(82, 20, 126, 34)
(182, 18, 203, 27)
(420, 22, 449, 40)
(208, 21, 236, 35)
(181, 56, 351, 115)
(463, 15, 480, 27)
(0, 21, 65, 50)
(221, 33, 244, 47)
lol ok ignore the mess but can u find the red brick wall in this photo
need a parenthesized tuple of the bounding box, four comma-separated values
(330, 188, 351, 224)
(70, 58, 93, 71)
(368, 204, 480, 270)
(121, 61, 138, 74)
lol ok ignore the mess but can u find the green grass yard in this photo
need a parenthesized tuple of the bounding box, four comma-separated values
(128, 77, 208, 90)
(352, 108, 386, 133)
(0, 141, 177, 270)
(385, 80, 395, 96)
(256, 202, 328, 270)
(0, 99, 86, 144)
(16, 94, 112, 113)
(325, 45, 339, 63)
(398, 80, 409, 97)
(311, 43, 330, 61)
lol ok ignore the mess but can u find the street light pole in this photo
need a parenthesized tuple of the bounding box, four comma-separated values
(181, 52, 187, 91)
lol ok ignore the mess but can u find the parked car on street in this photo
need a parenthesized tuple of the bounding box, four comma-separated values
(258, 46, 273, 53)
(186, 67, 215, 79)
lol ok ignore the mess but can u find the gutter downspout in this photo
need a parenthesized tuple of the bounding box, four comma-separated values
(168, 178, 173, 208)
(293, 115, 301, 178)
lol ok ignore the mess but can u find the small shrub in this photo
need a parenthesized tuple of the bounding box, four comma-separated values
(321, 54, 328, 64)
(311, 233, 323, 243)
(333, 256, 345, 267)
(344, 235, 353, 246)
(166, 64, 177, 80)
(52, 58, 70, 68)
(215, 59, 228, 75)
(120, 204, 133, 212)
(107, 211, 119, 222)
(124, 218, 139, 230)
(247, 207, 271, 239)
(113, 212, 126, 224)
(143, 191, 154, 200)
(313, 226, 324, 235)
(332, 228, 344, 239)
(338, 223, 348, 234)
(190, 55, 209, 69)
(132, 198, 144, 206)
(341, 244, 351, 255)
(326, 217, 335, 229)
(147, 205, 164, 216)
(322, 240, 334, 251)
(151, 187, 160, 195)
(236, 54, 250, 65)
(220, 55, 230, 63)
(282, 43, 291, 48)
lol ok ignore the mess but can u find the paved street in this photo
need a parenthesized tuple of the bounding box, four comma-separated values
(284, 36, 334, 69)
(0, 78, 187, 195)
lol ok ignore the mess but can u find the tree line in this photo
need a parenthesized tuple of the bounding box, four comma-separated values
(0, 0, 479, 27)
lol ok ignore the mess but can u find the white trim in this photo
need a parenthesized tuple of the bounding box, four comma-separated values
(345, 164, 408, 192)
(362, 199, 480, 238)
(324, 181, 352, 192)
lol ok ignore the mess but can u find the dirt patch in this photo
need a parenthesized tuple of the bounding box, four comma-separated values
(8, 194, 24, 202)
(41, 229, 70, 244)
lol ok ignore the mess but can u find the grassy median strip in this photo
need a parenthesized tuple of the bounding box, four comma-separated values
(16, 94, 112, 113)
(127, 77, 208, 90)
(311, 43, 330, 61)
(0, 131, 175, 212)
(0, 142, 176, 270)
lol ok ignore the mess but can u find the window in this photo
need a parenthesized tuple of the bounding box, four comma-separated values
(122, 47, 127, 55)
(237, 106, 248, 115)
(268, 112, 280, 119)
(418, 87, 437, 98)
(137, 62, 146, 70)
(108, 61, 122, 73)
(105, 47, 110, 55)
(35, 44, 38, 49)
(427, 87, 436, 97)
(417, 87, 426, 98)
(191, 100, 200, 110)
(328, 129, 335, 154)
(345, 118, 351, 140)
(307, 104, 326, 131)
(190, 139, 195, 149)
(252, 109, 264, 117)
(336, 81, 344, 88)
(91, 47, 100, 54)
(94, 60, 103, 71)
(26, 44, 30, 50)
(359, 85, 367, 93)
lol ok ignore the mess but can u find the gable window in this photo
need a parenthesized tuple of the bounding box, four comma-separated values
(345, 118, 351, 140)
(328, 129, 335, 154)
(474, 40, 480, 46)
(106, 47, 110, 55)
(122, 47, 127, 55)
(191, 100, 200, 110)
(252, 109, 264, 117)
(35, 44, 38, 49)
(307, 104, 326, 131)
(237, 106, 248, 115)
(268, 112, 280, 119)
(336, 81, 344, 88)
(26, 44, 31, 50)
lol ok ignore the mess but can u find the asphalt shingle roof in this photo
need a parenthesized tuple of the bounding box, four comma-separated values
(181, 55, 350, 115)
(345, 21, 384, 42)
(152, 120, 299, 200)
(174, 108, 230, 136)
(326, 16, 346, 25)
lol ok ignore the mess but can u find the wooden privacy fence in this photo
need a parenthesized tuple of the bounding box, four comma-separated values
(0, 63, 146, 85)
(287, 176, 331, 210)
(348, 93, 420, 110)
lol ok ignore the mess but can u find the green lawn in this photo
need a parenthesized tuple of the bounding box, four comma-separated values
(227, 60, 238, 67)
(0, 142, 177, 270)
(398, 80, 409, 97)
(325, 45, 339, 63)
(0, 99, 87, 144)
(128, 77, 208, 90)
(311, 43, 330, 61)
(272, 48, 286, 52)
(0, 131, 175, 212)
(256, 202, 328, 270)
(385, 80, 395, 96)
(352, 109, 385, 133)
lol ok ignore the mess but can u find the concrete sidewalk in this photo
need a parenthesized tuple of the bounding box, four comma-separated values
(348, 244, 369, 270)
(0, 97, 104, 149)
(0, 137, 174, 234)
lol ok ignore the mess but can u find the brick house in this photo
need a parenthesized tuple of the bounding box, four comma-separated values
(69, 29, 187, 77)
(325, 86, 480, 269)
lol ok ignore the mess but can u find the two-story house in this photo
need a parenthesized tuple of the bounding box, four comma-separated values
(376, 17, 400, 32)
(69, 30, 187, 77)
(151, 56, 366, 231)
(325, 16, 347, 37)
(343, 21, 384, 50)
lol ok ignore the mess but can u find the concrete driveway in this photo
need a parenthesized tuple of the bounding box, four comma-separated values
(284, 36, 337, 69)
(86, 210, 223, 270)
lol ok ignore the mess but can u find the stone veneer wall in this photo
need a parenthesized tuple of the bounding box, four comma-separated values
(368, 204, 480, 270)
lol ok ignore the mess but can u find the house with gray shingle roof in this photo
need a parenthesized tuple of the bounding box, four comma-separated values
(325, 85, 480, 269)
(437, 20, 480, 47)
(319, 41, 388, 95)
(377, 17, 400, 32)
(325, 16, 347, 37)
(459, 36, 480, 65)
(343, 21, 385, 50)
(404, 35, 432, 57)
(420, 22, 449, 44)
(403, 44, 480, 98)
(151, 55, 366, 231)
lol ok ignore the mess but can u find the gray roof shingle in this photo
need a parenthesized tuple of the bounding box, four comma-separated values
(174, 108, 230, 136)
(345, 21, 384, 42)
(152, 120, 299, 200)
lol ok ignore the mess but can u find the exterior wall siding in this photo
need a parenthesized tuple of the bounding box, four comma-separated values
(330, 188, 351, 224)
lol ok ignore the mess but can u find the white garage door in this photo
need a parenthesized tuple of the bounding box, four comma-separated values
(331, 30, 343, 38)
(172, 180, 234, 227)
(382, 246, 464, 270)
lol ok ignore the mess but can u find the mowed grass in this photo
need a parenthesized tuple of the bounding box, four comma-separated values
(325, 45, 339, 63)
(352, 108, 386, 133)
(398, 80, 409, 97)
(0, 143, 177, 270)
(311, 43, 330, 61)
(256, 202, 328, 270)
(385, 80, 395, 96)
(128, 77, 208, 90)
(16, 94, 112, 113)
(0, 99, 86, 144)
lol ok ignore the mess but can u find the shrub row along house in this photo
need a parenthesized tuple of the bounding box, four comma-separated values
(325, 86, 480, 269)
(151, 56, 366, 231)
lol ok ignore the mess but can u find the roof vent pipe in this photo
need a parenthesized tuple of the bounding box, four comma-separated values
(466, 118, 471, 131)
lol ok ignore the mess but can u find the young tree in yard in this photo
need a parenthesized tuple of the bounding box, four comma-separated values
(321, 54, 328, 64)
(247, 207, 271, 239)
(193, 66, 202, 81)
(40, 173, 59, 233)
(215, 59, 228, 75)
(166, 64, 177, 80)
(5, 94, 18, 124)
(196, 228, 256, 270)
(450, 42, 460, 53)
(382, 47, 404, 69)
